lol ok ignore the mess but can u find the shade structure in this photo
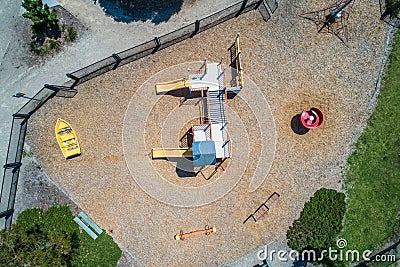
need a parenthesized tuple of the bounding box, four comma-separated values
(192, 141, 216, 166)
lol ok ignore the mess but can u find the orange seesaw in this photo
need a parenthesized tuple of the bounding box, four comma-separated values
(174, 225, 216, 241)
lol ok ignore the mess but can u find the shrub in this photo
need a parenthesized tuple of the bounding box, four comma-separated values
(65, 27, 78, 42)
(0, 206, 79, 266)
(0, 205, 121, 266)
(287, 188, 346, 265)
(48, 39, 62, 52)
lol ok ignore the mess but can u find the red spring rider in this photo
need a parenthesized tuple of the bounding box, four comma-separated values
(300, 107, 324, 129)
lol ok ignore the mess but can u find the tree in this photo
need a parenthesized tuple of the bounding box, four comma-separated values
(286, 188, 346, 266)
(0, 205, 122, 266)
(22, 0, 60, 44)
(0, 206, 79, 266)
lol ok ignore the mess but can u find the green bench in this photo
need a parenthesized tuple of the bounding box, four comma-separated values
(255, 260, 272, 267)
(73, 211, 103, 240)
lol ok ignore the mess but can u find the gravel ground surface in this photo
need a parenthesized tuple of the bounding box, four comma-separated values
(20, 0, 391, 266)
(0, 0, 236, 179)
(0, 0, 248, 229)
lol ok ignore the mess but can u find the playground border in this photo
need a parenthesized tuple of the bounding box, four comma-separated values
(0, 0, 279, 229)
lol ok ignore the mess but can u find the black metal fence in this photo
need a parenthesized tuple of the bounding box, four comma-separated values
(67, 0, 278, 86)
(0, 85, 70, 229)
(379, 0, 400, 28)
(0, 0, 278, 229)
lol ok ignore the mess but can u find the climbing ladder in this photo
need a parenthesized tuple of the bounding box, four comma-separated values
(207, 90, 227, 124)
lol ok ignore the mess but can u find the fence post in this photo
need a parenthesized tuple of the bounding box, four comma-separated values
(3, 162, 22, 170)
(66, 73, 80, 87)
(12, 113, 30, 119)
(255, 0, 263, 10)
(153, 37, 161, 53)
(112, 53, 122, 70)
(195, 20, 200, 33)
(0, 209, 14, 219)
(237, 0, 249, 17)
(190, 20, 201, 38)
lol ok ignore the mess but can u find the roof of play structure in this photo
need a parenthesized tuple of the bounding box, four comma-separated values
(192, 141, 216, 167)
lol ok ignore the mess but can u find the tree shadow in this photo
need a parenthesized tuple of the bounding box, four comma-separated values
(291, 114, 310, 135)
(97, 0, 184, 24)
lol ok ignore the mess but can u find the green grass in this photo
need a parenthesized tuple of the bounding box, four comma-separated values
(341, 31, 400, 257)
(72, 231, 122, 267)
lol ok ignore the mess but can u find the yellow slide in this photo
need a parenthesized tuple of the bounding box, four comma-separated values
(152, 148, 192, 158)
(155, 78, 191, 94)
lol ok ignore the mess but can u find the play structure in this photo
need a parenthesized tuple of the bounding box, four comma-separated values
(300, 0, 355, 44)
(174, 225, 216, 240)
(55, 118, 81, 159)
(243, 192, 280, 224)
(152, 35, 244, 167)
(300, 107, 324, 129)
(228, 34, 244, 87)
(151, 148, 192, 158)
(155, 78, 192, 94)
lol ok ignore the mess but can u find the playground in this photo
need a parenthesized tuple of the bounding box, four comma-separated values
(25, 0, 389, 266)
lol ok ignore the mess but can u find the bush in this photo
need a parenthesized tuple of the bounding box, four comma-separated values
(48, 39, 62, 52)
(0, 205, 121, 266)
(72, 232, 122, 267)
(287, 188, 346, 265)
(0, 206, 79, 266)
(30, 38, 62, 56)
(383, 0, 400, 17)
(65, 27, 78, 42)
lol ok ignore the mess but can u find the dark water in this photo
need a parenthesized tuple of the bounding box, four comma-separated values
(98, 0, 184, 24)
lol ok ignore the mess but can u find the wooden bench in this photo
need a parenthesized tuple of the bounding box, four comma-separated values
(73, 211, 103, 240)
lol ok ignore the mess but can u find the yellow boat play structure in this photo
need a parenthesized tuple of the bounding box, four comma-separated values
(55, 118, 81, 159)
(155, 78, 192, 94)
